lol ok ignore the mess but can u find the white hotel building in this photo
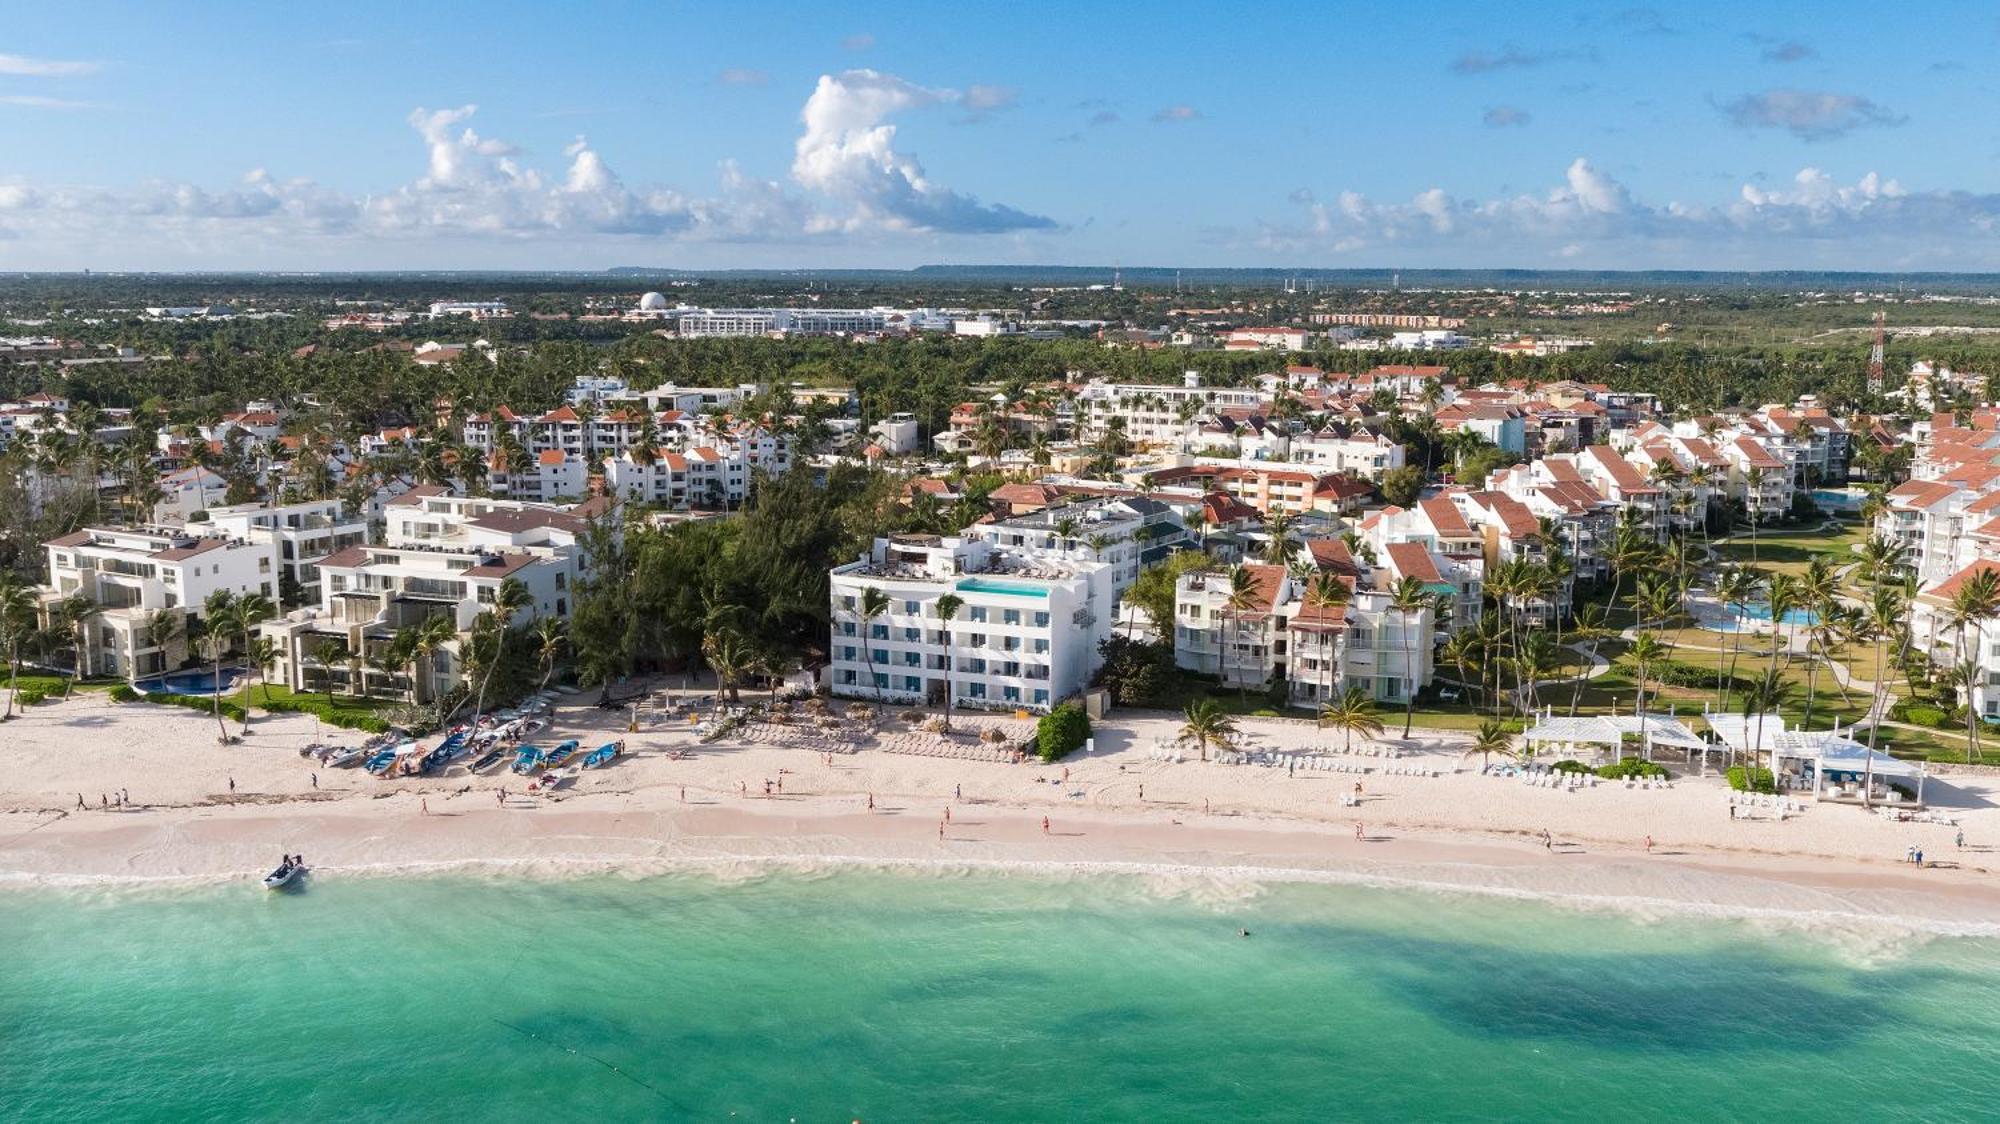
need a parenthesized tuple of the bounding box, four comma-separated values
(41, 526, 278, 681)
(827, 533, 1116, 713)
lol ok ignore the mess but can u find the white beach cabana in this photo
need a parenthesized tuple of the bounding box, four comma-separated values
(1705, 711, 1927, 806)
(1520, 708, 1708, 765)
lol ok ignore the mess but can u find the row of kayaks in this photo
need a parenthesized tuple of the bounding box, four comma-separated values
(508, 740, 624, 775)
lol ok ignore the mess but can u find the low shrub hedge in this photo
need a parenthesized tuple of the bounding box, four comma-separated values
(1597, 758, 1668, 779)
(1552, 760, 1595, 774)
(1656, 662, 1749, 693)
(1899, 704, 1950, 729)
(1726, 765, 1777, 794)
(107, 684, 141, 703)
(143, 691, 247, 723)
(14, 688, 46, 707)
(257, 695, 392, 732)
(1036, 702, 1090, 762)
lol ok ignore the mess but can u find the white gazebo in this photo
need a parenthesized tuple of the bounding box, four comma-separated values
(1706, 711, 1927, 806)
(1521, 708, 1708, 765)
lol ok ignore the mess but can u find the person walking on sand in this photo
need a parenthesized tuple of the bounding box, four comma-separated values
(1355, 821, 1364, 842)
(228, 777, 235, 793)
(1203, 798, 1210, 815)
(100, 794, 107, 809)
(867, 793, 875, 811)
(939, 820, 946, 840)
(1542, 829, 1553, 851)
(1042, 815, 1051, 835)
(421, 797, 429, 816)
(1957, 829, 1966, 851)
(310, 773, 318, 790)
(497, 788, 506, 807)
(76, 794, 84, 810)
(955, 783, 962, 801)
(944, 806, 952, 824)
(1644, 834, 1654, 854)
(1138, 783, 1144, 801)
(679, 786, 686, 803)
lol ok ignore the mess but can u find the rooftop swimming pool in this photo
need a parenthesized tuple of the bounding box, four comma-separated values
(956, 578, 1052, 598)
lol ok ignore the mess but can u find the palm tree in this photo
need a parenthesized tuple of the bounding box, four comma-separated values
(1221, 565, 1261, 697)
(1440, 628, 1485, 711)
(0, 576, 37, 721)
(242, 636, 278, 731)
(406, 613, 456, 704)
(858, 586, 890, 697)
(200, 591, 242, 741)
(1470, 719, 1513, 770)
(311, 637, 349, 704)
(1624, 632, 1668, 715)
(1744, 467, 1766, 566)
(1741, 670, 1792, 778)
(1317, 686, 1384, 753)
(57, 593, 98, 697)
(1861, 584, 1905, 778)
(1389, 575, 1430, 737)
(1712, 567, 1758, 709)
(468, 576, 532, 732)
(1766, 572, 1803, 686)
(531, 617, 568, 692)
(932, 593, 965, 730)
(1178, 697, 1236, 762)
(702, 626, 759, 704)
(1947, 568, 2000, 763)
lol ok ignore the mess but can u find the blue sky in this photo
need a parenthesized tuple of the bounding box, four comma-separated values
(3, 0, 1998, 270)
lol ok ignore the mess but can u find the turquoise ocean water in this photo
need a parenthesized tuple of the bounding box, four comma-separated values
(4, 868, 1999, 1121)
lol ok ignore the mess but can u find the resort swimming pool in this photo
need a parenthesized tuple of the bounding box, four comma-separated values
(133, 668, 243, 696)
(1705, 601, 1820, 632)
(956, 578, 1052, 597)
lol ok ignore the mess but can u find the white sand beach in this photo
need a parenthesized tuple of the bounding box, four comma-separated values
(4, 689, 1999, 933)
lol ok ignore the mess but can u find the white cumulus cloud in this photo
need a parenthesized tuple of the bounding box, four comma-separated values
(792, 69, 1053, 233)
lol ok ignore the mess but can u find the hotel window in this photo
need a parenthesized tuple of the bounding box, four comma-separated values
(873, 672, 889, 689)
(969, 607, 988, 623)
(904, 600, 919, 613)
(904, 676, 922, 693)
(872, 651, 886, 665)
(1033, 689, 1049, 706)
(903, 652, 920, 666)
(1002, 609, 1021, 626)
(841, 646, 856, 661)
(1034, 612, 1050, 628)
(902, 627, 919, 642)
(871, 624, 888, 640)
(1034, 639, 1049, 654)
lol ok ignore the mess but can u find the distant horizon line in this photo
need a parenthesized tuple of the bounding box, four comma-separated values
(10, 264, 2000, 284)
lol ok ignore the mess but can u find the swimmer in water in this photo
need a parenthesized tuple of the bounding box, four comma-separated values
(1238, 928, 1251, 938)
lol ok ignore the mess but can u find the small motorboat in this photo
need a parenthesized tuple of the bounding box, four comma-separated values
(263, 858, 306, 890)
(581, 742, 621, 769)
(510, 745, 548, 775)
(467, 748, 506, 773)
(363, 748, 400, 775)
(530, 765, 581, 794)
(544, 739, 581, 767)
(324, 745, 366, 768)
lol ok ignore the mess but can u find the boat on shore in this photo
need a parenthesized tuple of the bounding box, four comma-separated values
(262, 857, 306, 890)
(467, 748, 506, 773)
(581, 742, 622, 769)
(510, 745, 549, 775)
(544, 739, 581, 767)
(324, 745, 366, 768)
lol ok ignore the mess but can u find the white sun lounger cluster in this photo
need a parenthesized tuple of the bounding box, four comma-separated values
(1323, 744, 1405, 759)
(1729, 792, 1807, 814)
(1874, 807, 1958, 826)
(1144, 747, 1186, 763)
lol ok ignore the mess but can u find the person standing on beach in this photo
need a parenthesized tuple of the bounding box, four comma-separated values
(955, 783, 962, 801)
(866, 793, 875, 811)
(76, 794, 84, 810)
(228, 777, 235, 793)
(1542, 829, 1553, 851)
(310, 773, 318, 789)
(1957, 829, 1966, 851)
(679, 786, 685, 803)
(1138, 783, 1144, 801)
(1203, 798, 1210, 815)
(1042, 815, 1051, 834)
(944, 806, 952, 824)
(1355, 821, 1364, 841)
(1644, 835, 1653, 854)
(100, 794, 107, 809)
(421, 797, 429, 816)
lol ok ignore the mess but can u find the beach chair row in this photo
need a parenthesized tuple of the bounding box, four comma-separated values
(1144, 748, 1186, 764)
(1379, 764, 1444, 778)
(1875, 806, 1957, 826)
(1731, 792, 1807, 814)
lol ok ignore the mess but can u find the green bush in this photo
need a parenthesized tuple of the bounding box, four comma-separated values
(108, 684, 141, 703)
(1726, 765, 1777, 794)
(142, 691, 247, 723)
(15, 688, 46, 706)
(1036, 702, 1091, 762)
(1552, 759, 1595, 774)
(1597, 758, 1668, 779)
(1657, 662, 1750, 694)
(1901, 705, 1949, 729)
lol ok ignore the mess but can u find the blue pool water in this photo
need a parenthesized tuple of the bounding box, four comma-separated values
(1729, 600, 1820, 626)
(957, 577, 1052, 597)
(134, 668, 244, 696)
(1812, 488, 1862, 512)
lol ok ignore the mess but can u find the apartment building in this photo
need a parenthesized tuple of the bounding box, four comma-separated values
(962, 495, 1189, 605)
(258, 493, 599, 701)
(1171, 562, 1435, 706)
(198, 499, 369, 607)
(677, 307, 887, 338)
(826, 533, 1115, 713)
(1140, 459, 1337, 516)
(40, 526, 278, 680)
(1074, 373, 1264, 445)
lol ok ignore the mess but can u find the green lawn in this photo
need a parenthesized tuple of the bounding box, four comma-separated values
(1713, 519, 1868, 576)
(233, 683, 395, 731)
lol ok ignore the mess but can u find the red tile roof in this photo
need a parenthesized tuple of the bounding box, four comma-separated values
(1384, 541, 1446, 584)
(1924, 559, 2000, 602)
